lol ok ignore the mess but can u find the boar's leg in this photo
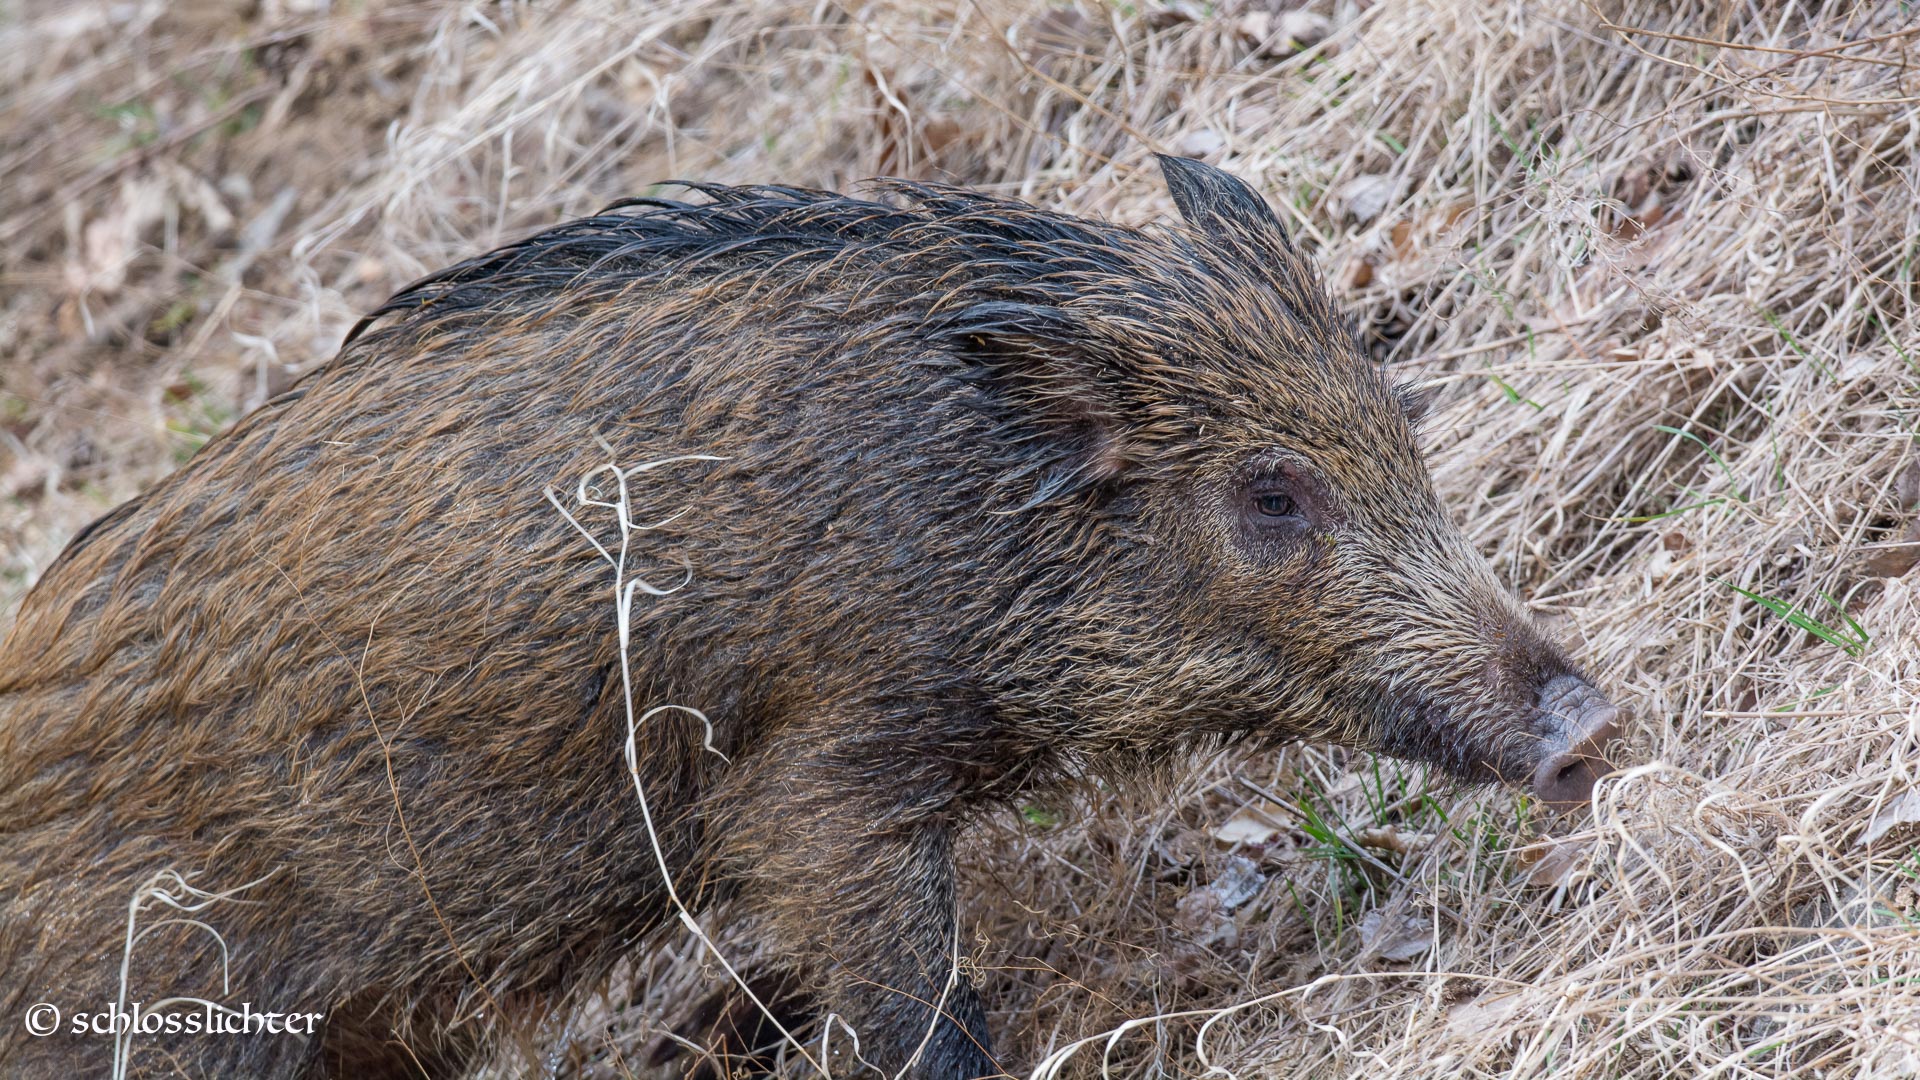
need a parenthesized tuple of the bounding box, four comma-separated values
(800, 823, 994, 1079)
(729, 769, 998, 1079)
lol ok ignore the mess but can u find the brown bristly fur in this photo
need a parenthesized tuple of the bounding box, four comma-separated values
(1, 162, 1605, 1077)
(2, 0, 1916, 1077)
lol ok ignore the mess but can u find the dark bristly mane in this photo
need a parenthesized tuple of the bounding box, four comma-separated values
(347, 179, 1329, 360)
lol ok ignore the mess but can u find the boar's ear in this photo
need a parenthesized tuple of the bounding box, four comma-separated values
(1155, 154, 1292, 253)
(938, 300, 1135, 505)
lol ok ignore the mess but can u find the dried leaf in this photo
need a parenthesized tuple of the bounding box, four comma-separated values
(1864, 458, 1920, 577)
(1860, 789, 1920, 848)
(1173, 856, 1265, 949)
(1523, 836, 1593, 888)
(1356, 826, 1433, 854)
(1211, 801, 1287, 846)
(1324, 771, 1365, 800)
(1175, 129, 1225, 158)
(1358, 909, 1433, 962)
(1898, 457, 1920, 510)
(1447, 993, 1526, 1039)
(1863, 526, 1920, 578)
(1207, 855, 1265, 910)
(1338, 174, 1394, 223)
(1235, 11, 1326, 57)
(1275, 11, 1330, 48)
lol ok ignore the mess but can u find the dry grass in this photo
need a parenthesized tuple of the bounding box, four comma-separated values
(4, 0, 1919, 1076)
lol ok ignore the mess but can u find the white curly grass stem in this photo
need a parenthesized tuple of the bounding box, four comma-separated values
(1029, 969, 1511, 1080)
(548, 451, 828, 1076)
(819, 1013, 884, 1079)
(113, 868, 277, 1080)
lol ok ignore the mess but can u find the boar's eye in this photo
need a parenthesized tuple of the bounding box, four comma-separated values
(1254, 491, 1299, 519)
(1233, 460, 1327, 543)
(1243, 481, 1310, 532)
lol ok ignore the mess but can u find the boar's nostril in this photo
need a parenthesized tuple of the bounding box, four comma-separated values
(1530, 701, 1621, 810)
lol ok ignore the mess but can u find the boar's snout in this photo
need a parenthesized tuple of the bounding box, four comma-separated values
(1528, 675, 1621, 809)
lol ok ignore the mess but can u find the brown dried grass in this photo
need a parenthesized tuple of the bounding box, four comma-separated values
(3, 0, 1918, 1076)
